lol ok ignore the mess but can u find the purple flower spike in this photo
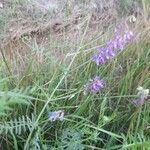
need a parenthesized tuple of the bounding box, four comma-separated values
(92, 28, 134, 66)
(117, 37, 125, 50)
(85, 76, 104, 93)
(97, 47, 106, 53)
(92, 52, 105, 65)
(106, 41, 116, 59)
(112, 40, 118, 49)
(106, 48, 115, 59)
(92, 48, 106, 65)
(124, 31, 134, 41)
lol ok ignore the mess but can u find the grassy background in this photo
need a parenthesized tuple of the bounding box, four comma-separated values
(0, 0, 150, 149)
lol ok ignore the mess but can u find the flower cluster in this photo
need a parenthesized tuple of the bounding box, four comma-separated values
(132, 86, 149, 107)
(84, 76, 104, 93)
(48, 110, 64, 121)
(92, 31, 134, 65)
(85, 29, 134, 93)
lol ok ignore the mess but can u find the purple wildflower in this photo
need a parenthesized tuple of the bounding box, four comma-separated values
(92, 48, 106, 65)
(85, 76, 104, 93)
(92, 30, 134, 65)
(105, 41, 116, 59)
(48, 110, 64, 121)
(123, 31, 134, 41)
(92, 53, 105, 65)
(113, 36, 125, 50)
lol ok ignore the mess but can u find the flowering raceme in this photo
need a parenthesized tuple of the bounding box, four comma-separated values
(84, 29, 134, 94)
(92, 31, 134, 65)
(84, 76, 104, 93)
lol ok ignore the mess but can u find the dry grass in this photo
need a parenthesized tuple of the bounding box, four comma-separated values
(0, 0, 149, 78)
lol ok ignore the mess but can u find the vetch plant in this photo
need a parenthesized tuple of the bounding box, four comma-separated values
(132, 86, 149, 106)
(48, 110, 64, 121)
(86, 27, 134, 94)
(86, 28, 134, 94)
(92, 30, 134, 65)
(84, 76, 104, 93)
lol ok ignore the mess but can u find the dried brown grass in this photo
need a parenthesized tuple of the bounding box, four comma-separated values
(0, 0, 149, 77)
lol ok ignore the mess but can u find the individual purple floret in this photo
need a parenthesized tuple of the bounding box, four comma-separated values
(105, 41, 116, 59)
(85, 76, 104, 93)
(124, 31, 134, 41)
(92, 52, 105, 65)
(92, 30, 134, 65)
(113, 36, 124, 50)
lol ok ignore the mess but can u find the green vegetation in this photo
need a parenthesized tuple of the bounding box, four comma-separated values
(0, 0, 149, 149)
